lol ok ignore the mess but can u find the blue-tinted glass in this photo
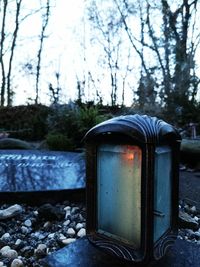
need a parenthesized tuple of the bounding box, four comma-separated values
(97, 144, 141, 248)
(154, 146, 172, 242)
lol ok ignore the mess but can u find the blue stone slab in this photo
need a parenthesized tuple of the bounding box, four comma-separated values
(0, 150, 85, 191)
(43, 237, 200, 267)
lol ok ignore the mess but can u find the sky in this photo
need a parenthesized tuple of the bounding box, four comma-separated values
(14, 0, 86, 105)
(13, 0, 140, 107)
(4, 0, 200, 106)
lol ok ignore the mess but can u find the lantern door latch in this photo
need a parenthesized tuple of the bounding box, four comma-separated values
(153, 210, 165, 217)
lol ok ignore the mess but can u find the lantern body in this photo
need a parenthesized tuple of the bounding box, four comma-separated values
(154, 146, 172, 242)
(84, 114, 181, 265)
(97, 144, 141, 248)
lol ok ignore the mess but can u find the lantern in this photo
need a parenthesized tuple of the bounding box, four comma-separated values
(84, 114, 181, 265)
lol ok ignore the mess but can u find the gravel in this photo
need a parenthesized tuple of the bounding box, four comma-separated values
(178, 199, 200, 244)
(0, 201, 86, 267)
(0, 198, 199, 267)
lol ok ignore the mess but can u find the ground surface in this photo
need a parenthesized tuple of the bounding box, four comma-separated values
(179, 170, 200, 209)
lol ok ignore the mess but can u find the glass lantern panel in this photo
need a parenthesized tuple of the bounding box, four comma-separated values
(154, 146, 172, 242)
(97, 144, 141, 248)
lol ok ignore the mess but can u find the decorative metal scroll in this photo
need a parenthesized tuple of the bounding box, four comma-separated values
(153, 233, 177, 260)
(88, 233, 176, 262)
(88, 235, 138, 262)
(84, 114, 180, 144)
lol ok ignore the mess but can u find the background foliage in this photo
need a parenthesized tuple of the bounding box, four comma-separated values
(0, 102, 110, 150)
(0, 104, 49, 140)
(0, 0, 200, 149)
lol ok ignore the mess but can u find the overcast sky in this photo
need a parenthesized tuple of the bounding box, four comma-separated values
(10, 0, 200, 105)
(15, 0, 87, 105)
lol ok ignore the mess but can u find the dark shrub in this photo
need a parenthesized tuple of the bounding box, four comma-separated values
(46, 133, 74, 151)
(47, 103, 109, 149)
(0, 104, 50, 141)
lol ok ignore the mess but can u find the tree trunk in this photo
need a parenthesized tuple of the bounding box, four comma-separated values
(35, 0, 50, 104)
(6, 0, 22, 106)
(0, 0, 8, 106)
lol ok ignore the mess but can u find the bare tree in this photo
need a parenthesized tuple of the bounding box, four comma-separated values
(0, 0, 8, 106)
(6, 0, 23, 106)
(0, 0, 23, 106)
(35, 0, 51, 104)
(114, 0, 200, 115)
(87, 0, 133, 106)
(165, 0, 199, 106)
(76, 76, 85, 105)
(0, 0, 43, 106)
(48, 72, 61, 105)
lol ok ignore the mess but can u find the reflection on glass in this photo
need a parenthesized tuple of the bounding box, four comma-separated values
(97, 144, 141, 248)
(154, 146, 172, 242)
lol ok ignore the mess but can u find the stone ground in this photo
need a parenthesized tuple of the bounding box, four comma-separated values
(179, 170, 200, 208)
(43, 169, 200, 267)
(0, 170, 199, 266)
(0, 201, 86, 267)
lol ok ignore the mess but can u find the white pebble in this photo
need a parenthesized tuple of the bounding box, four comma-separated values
(15, 239, 22, 246)
(1, 248, 18, 259)
(43, 221, 51, 228)
(59, 233, 66, 240)
(63, 220, 70, 226)
(64, 206, 71, 211)
(67, 228, 76, 236)
(190, 206, 197, 213)
(38, 234, 46, 240)
(33, 210, 38, 216)
(24, 219, 32, 227)
(61, 238, 76, 245)
(21, 226, 29, 234)
(32, 232, 46, 240)
(0, 204, 22, 220)
(184, 204, 189, 209)
(34, 244, 47, 258)
(11, 258, 24, 267)
(1, 233, 10, 240)
(77, 228, 86, 238)
(36, 244, 47, 251)
(194, 231, 200, 238)
(64, 206, 71, 219)
(75, 223, 84, 231)
(0, 246, 11, 253)
(48, 233, 55, 239)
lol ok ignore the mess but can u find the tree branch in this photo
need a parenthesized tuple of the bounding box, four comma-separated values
(114, 0, 149, 75)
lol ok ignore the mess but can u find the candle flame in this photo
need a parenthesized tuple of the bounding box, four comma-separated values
(126, 153, 134, 160)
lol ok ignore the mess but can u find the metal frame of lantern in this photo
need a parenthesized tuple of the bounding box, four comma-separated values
(84, 114, 181, 265)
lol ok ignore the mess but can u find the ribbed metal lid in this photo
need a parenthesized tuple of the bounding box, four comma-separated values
(84, 114, 181, 144)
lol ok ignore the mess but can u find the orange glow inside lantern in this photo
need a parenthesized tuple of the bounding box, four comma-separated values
(97, 144, 142, 248)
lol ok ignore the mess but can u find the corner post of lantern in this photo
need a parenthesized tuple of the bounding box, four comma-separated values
(85, 143, 97, 233)
(84, 114, 181, 266)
